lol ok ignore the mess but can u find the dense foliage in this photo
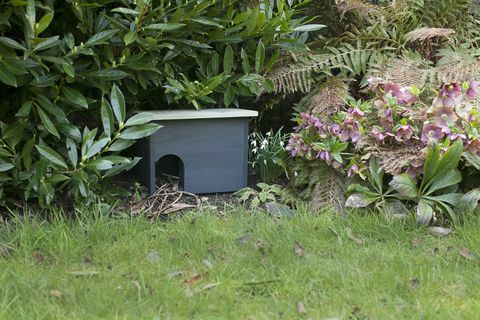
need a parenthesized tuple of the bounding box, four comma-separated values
(268, 0, 480, 223)
(287, 80, 480, 223)
(0, 0, 315, 208)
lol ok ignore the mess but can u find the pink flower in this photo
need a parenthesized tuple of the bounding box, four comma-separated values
(384, 82, 418, 106)
(433, 83, 462, 107)
(371, 127, 387, 143)
(339, 119, 361, 143)
(394, 124, 414, 142)
(433, 106, 458, 127)
(348, 107, 365, 118)
(466, 139, 480, 155)
(421, 124, 446, 142)
(330, 124, 341, 136)
(347, 164, 359, 178)
(467, 81, 480, 100)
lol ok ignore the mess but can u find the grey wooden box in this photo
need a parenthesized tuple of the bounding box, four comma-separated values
(136, 109, 258, 194)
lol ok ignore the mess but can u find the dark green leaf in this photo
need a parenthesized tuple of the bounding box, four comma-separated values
(33, 36, 60, 51)
(144, 23, 186, 31)
(101, 97, 114, 137)
(85, 30, 117, 47)
(120, 124, 161, 140)
(389, 174, 418, 198)
(0, 65, 17, 87)
(63, 87, 88, 108)
(255, 40, 265, 73)
(0, 36, 26, 50)
(223, 45, 234, 73)
(35, 145, 68, 169)
(0, 163, 14, 172)
(416, 200, 433, 226)
(111, 84, 126, 124)
(37, 107, 60, 138)
(125, 112, 154, 127)
(108, 139, 134, 152)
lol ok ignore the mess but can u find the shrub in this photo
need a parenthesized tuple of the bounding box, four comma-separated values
(0, 0, 315, 208)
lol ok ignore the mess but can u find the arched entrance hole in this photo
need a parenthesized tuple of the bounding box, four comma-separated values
(155, 154, 184, 190)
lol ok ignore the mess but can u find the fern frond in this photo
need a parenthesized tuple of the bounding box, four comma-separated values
(404, 27, 455, 42)
(335, 0, 385, 18)
(268, 49, 382, 94)
(309, 77, 349, 120)
(372, 56, 480, 87)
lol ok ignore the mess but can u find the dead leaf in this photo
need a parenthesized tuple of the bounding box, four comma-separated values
(459, 248, 478, 262)
(255, 239, 271, 255)
(346, 227, 364, 245)
(203, 259, 214, 270)
(411, 237, 422, 247)
(167, 270, 183, 279)
(183, 273, 202, 286)
(294, 241, 304, 257)
(163, 203, 196, 214)
(297, 301, 307, 314)
(184, 287, 194, 297)
(32, 251, 44, 263)
(411, 278, 419, 291)
(428, 227, 452, 237)
(146, 250, 161, 263)
(202, 282, 220, 290)
(236, 234, 252, 245)
(48, 289, 63, 299)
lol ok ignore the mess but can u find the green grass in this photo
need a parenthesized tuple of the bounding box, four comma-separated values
(1, 207, 480, 319)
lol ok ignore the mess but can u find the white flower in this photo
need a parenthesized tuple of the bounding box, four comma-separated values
(260, 139, 268, 149)
(280, 141, 284, 147)
(266, 131, 271, 137)
(263, 160, 267, 165)
(251, 140, 257, 147)
(252, 148, 257, 154)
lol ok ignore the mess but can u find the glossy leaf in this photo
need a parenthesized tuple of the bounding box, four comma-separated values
(35, 145, 68, 169)
(125, 112, 154, 127)
(120, 124, 161, 140)
(110, 84, 126, 124)
(85, 30, 117, 47)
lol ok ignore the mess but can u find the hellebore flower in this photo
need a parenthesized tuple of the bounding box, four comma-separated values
(433, 106, 458, 127)
(330, 123, 341, 136)
(434, 83, 462, 107)
(467, 81, 480, 100)
(347, 164, 359, 178)
(384, 82, 418, 106)
(421, 124, 446, 142)
(339, 119, 361, 143)
(466, 138, 480, 155)
(449, 132, 467, 142)
(378, 107, 394, 126)
(394, 124, 414, 142)
(316, 150, 332, 163)
(371, 127, 388, 143)
(348, 107, 365, 118)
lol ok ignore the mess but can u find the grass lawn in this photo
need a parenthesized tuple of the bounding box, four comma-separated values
(1, 207, 479, 319)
